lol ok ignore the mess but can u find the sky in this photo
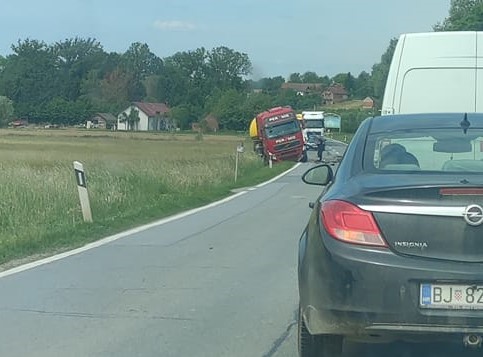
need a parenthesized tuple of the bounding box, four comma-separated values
(0, 0, 451, 79)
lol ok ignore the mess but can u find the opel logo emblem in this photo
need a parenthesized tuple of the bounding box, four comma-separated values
(463, 205, 483, 226)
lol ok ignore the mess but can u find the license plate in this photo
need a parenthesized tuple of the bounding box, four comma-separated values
(420, 284, 483, 309)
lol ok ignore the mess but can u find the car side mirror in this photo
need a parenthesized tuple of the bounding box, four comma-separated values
(302, 164, 334, 186)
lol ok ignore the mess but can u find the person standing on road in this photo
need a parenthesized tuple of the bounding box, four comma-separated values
(315, 135, 326, 162)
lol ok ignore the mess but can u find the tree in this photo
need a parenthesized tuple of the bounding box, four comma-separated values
(169, 105, 198, 130)
(206, 89, 245, 130)
(122, 42, 163, 101)
(301, 71, 321, 83)
(119, 107, 140, 131)
(53, 37, 106, 100)
(164, 48, 210, 107)
(0, 39, 59, 105)
(154, 64, 191, 106)
(0, 96, 14, 126)
(122, 42, 163, 79)
(273, 88, 299, 108)
(100, 67, 131, 112)
(371, 38, 398, 99)
(0, 55, 5, 73)
(241, 92, 273, 124)
(319, 75, 331, 87)
(80, 70, 102, 103)
(352, 71, 374, 99)
(251, 76, 285, 95)
(206, 46, 252, 90)
(288, 73, 302, 83)
(38, 97, 94, 125)
(434, 0, 483, 31)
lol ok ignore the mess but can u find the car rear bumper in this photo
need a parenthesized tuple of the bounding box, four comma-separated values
(298, 228, 483, 341)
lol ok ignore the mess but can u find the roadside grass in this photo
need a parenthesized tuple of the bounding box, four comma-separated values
(320, 100, 365, 110)
(326, 131, 354, 143)
(0, 129, 293, 267)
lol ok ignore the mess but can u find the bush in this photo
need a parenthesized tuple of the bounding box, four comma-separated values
(338, 109, 374, 133)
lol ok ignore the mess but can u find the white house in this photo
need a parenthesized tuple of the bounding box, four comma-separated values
(117, 102, 171, 131)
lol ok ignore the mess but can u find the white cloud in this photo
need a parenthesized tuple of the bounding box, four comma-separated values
(153, 20, 196, 31)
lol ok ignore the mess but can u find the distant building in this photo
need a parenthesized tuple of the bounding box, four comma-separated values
(8, 119, 28, 128)
(192, 115, 220, 132)
(86, 113, 117, 129)
(117, 102, 172, 131)
(281, 83, 324, 96)
(202, 115, 219, 132)
(323, 84, 349, 104)
(362, 96, 375, 109)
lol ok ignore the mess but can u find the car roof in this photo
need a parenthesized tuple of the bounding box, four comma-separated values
(369, 113, 483, 134)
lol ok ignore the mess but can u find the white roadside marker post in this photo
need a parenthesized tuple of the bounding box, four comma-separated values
(235, 143, 244, 182)
(73, 161, 93, 222)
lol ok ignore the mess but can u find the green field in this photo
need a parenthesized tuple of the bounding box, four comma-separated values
(325, 131, 354, 143)
(0, 129, 293, 268)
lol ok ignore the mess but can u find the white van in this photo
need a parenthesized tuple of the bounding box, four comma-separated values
(381, 31, 483, 115)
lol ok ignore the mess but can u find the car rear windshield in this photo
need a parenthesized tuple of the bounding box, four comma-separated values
(364, 128, 483, 173)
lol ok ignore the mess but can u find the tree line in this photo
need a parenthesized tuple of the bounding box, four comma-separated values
(0, 0, 477, 131)
(0, 38, 385, 131)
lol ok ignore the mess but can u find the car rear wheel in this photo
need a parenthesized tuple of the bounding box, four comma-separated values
(298, 307, 343, 357)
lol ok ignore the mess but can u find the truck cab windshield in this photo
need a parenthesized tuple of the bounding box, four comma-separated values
(265, 120, 300, 139)
(304, 120, 324, 128)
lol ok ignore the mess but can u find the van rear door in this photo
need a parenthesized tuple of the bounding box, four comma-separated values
(383, 32, 477, 115)
(476, 32, 483, 112)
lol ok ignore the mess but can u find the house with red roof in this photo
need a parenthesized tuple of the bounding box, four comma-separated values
(323, 84, 349, 105)
(117, 102, 172, 131)
(362, 96, 375, 109)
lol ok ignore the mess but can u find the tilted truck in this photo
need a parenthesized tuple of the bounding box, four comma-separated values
(249, 106, 307, 163)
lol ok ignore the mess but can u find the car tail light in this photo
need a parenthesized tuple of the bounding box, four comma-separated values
(321, 200, 387, 247)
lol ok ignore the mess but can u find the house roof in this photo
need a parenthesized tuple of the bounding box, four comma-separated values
(133, 102, 170, 117)
(325, 84, 348, 95)
(94, 113, 117, 123)
(281, 83, 323, 91)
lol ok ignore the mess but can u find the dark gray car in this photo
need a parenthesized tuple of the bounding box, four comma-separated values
(298, 113, 483, 356)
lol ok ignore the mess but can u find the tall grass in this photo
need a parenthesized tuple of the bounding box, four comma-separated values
(0, 130, 292, 265)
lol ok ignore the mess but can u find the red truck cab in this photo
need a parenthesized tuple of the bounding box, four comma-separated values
(250, 106, 306, 163)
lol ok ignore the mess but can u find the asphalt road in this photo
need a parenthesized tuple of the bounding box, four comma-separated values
(0, 159, 323, 357)
(0, 144, 480, 357)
